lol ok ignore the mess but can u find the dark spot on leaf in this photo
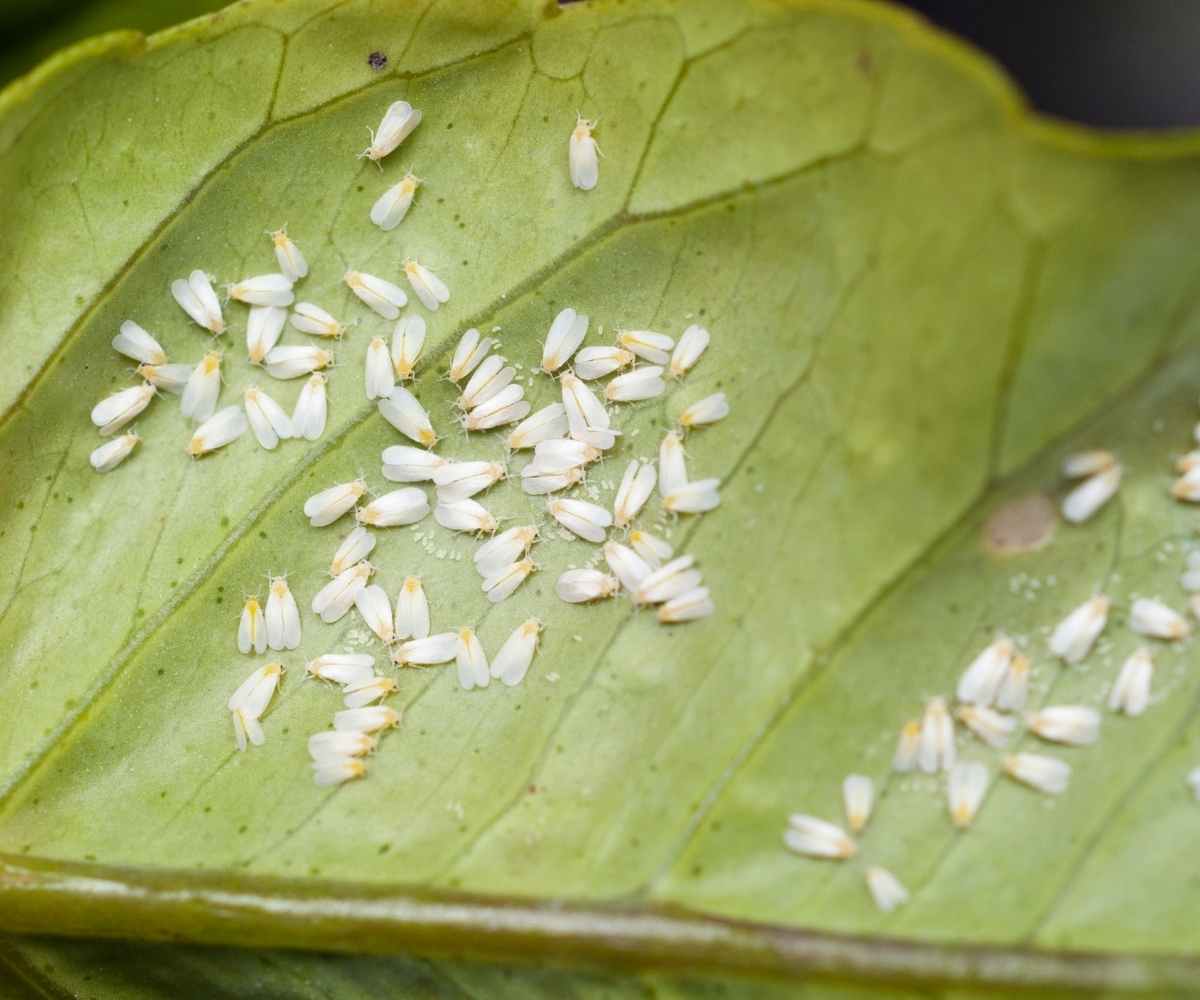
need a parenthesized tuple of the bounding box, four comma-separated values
(238, 824, 248, 834)
(156, 668, 165, 676)
(377, 843, 391, 854)
(220, 516, 230, 527)
(983, 493, 1057, 556)
(367, 50, 388, 71)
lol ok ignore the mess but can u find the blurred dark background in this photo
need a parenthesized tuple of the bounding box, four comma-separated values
(2, 0, 1200, 129)
(901, 0, 1200, 128)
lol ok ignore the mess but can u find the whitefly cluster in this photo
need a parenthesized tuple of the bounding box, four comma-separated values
(94, 97, 731, 786)
(784, 469, 1200, 911)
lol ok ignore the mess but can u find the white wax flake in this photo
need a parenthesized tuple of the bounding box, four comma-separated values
(378, 385, 437, 446)
(360, 100, 421, 162)
(237, 597, 266, 655)
(263, 345, 332, 380)
(357, 487, 430, 528)
(228, 662, 284, 751)
(171, 269, 224, 334)
(404, 258, 450, 312)
(449, 328, 495, 382)
(864, 866, 909, 914)
(556, 568, 619, 603)
(569, 114, 600, 191)
(918, 697, 955, 774)
(391, 315, 426, 380)
(475, 525, 538, 578)
(956, 635, 1014, 707)
(891, 721, 921, 772)
(1048, 595, 1109, 663)
(89, 432, 141, 473)
(180, 352, 221, 423)
(243, 386, 294, 450)
(1004, 752, 1070, 795)
(1062, 465, 1122, 523)
(1109, 647, 1153, 716)
(464, 384, 530, 431)
(636, 555, 702, 605)
(334, 705, 401, 733)
(658, 586, 714, 624)
(604, 540, 652, 593)
(136, 363, 191, 394)
(269, 227, 308, 282)
(245, 306, 287, 365)
(482, 559, 536, 604)
(613, 459, 657, 528)
(955, 705, 1016, 749)
(606, 365, 666, 403)
(228, 273, 294, 308)
(291, 302, 348, 339)
(629, 529, 673, 568)
(508, 404, 569, 449)
(265, 576, 301, 650)
(1026, 705, 1100, 746)
(345, 270, 407, 319)
(663, 478, 721, 515)
(435, 460, 506, 502)
(574, 346, 633, 381)
(365, 337, 396, 401)
(669, 324, 710, 379)
(1130, 597, 1190, 640)
(459, 355, 516, 411)
(841, 774, 874, 835)
(186, 405, 247, 457)
(306, 653, 376, 686)
(541, 307, 589, 374)
(311, 561, 373, 623)
(489, 619, 542, 687)
(782, 814, 856, 860)
(393, 631, 458, 666)
(617, 329, 674, 365)
(435, 498, 497, 535)
(947, 761, 989, 829)
(292, 372, 328, 441)
(304, 479, 367, 527)
(679, 392, 730, 431)
(112, 320, 167, 366)
(343, 674, 399, 709)
(354, 583, 395, 643)
(395, 576, 431, 640)
(548, 497, 612, 543)
(370, 172, 421, 231)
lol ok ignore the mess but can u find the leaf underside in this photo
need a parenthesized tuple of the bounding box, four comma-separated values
(4, 0, 1200, 994)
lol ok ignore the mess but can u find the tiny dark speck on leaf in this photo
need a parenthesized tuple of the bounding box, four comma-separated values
(367, 50, 388, 71)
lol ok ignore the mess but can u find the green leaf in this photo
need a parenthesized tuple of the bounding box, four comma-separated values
(4, 0, 1200, 993)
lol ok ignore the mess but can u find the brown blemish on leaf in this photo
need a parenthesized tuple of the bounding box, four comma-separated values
(982, 493, 1057, 556)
